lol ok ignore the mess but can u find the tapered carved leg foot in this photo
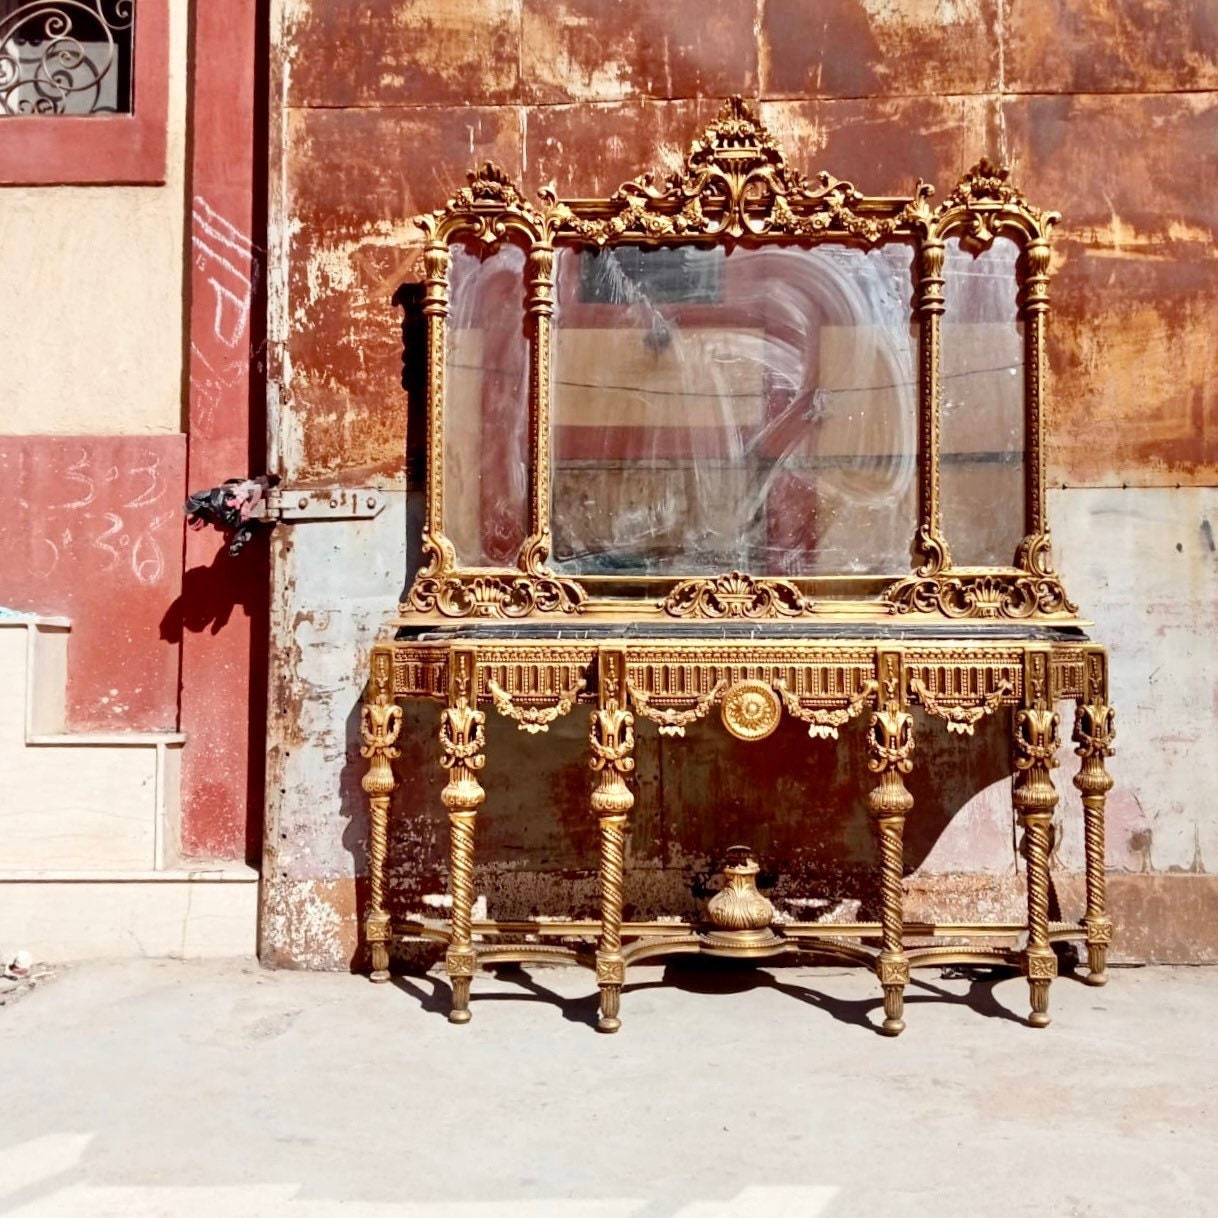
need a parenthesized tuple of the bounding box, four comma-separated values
(367, 914, 392, 984)
(869, 652, 914, 1037)
(591, 652, 635, 1035)
(597, 979, 622, 1034)
(1014, 652, 1060, 1029)
(361, 650, 401, 984)
(448, 974, 473, 1024)
(1074, 649, 1116, 988)
(441, 651, 486, 1026)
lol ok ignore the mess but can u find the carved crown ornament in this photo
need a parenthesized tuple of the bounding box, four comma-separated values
(400, 97, 1079, 625)
(414, 96, 1058, 248)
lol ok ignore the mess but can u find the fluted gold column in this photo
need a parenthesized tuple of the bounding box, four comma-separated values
(1013, 649, 1060, 1028)
(360, 649, 402, 983)
(1073, 647, 1116, 986)
(440, 648, 486, 1024)
(867, 650, 914, 1036)
(590, 648, 635, 1034)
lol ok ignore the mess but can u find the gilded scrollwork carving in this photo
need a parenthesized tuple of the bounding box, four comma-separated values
(884, 572, 1078, 619)
(663, 571, 805, 620)
(626, 679, 726, 737)
(407, 571, 586, 618)
(542, 97, 932, 245)
(774, 678, 878, 740)
(487, 677, 586, 734)
(416, 161, 544, 245)
(909, 676, 1013, 735)
(936, 158, 1058, 246)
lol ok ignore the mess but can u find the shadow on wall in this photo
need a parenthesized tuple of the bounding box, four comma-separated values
(159, 531, 270, 642)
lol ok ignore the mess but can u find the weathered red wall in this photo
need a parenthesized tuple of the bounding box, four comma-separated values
(177, 0, 268, 860)
(0, 436, 185, 731)
(279, 0, 1218, 493)
(267, 0, 1218, 966)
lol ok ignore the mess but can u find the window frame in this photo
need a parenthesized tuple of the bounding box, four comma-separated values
(0, 0, 168, 185)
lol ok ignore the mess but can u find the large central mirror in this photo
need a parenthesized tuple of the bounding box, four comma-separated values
(548, 242, 918, 578)
(407, 97, 1077, 623)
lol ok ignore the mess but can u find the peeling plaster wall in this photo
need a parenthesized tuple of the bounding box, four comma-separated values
(264, 0, 1218, 968)
(0, 0, 192, 732)
(0, 0, 190, 437)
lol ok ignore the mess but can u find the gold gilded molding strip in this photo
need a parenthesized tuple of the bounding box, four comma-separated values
(915, 237, 949, 576)
(519, 240, 556, 575)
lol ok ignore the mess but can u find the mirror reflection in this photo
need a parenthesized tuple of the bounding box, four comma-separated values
(549, 242, 919, 577)
(443, 239, 530, 567)
(939, 237, 1026, 567)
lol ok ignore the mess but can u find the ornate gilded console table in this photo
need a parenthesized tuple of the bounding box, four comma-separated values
(362, 99, 1117, 1035)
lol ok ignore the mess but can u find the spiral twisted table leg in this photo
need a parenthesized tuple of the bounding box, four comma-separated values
(360, 656, 401, 984)
(1014, 692, 1061, 1028)
(1073, 664, 1116, 987)
(1080, 796, 1113, 984)
(595, 815, 627, 1031)
(590, 659, 635, 1034)
(867, 654, 913, 1037)
(439, 668, 487, 1025)
(364, 790, 392, 982)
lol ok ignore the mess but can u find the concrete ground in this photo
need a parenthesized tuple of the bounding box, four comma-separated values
(1, 959, 1215, 1217)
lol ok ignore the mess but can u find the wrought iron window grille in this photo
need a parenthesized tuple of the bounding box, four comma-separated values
(0, 0, 134, 116)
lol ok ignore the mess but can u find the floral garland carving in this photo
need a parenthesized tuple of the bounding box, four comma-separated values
(486, 678, 586, 734)
(626, 679, 727, 737)
(662, 571, 806, 620)
(774, 679, 878, 740)
(909, 677, 1013, 735)
(883, 574, 1078, 620)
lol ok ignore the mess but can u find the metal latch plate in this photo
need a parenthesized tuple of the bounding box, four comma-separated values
(257, 488, 386, 522)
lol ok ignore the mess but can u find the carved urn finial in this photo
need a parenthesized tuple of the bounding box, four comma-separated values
(706, 846, 775, 932)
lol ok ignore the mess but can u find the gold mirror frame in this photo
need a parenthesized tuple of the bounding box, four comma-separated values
(402, 97, 1077, 624)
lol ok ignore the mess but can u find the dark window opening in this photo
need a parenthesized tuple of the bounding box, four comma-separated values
(0, 0, 134, 116)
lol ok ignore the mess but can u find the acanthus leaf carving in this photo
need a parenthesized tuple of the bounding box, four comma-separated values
(883, 574, 1078, 620)
(663, 571, 806, 620)
(407, 572, 587, 619)
(544, 96, 933, 245)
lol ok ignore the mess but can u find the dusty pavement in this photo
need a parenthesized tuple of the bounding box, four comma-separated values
(1, 958, 1215, 1217)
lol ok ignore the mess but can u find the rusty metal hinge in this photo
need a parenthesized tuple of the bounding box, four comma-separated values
(256, 487, 386, 522)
